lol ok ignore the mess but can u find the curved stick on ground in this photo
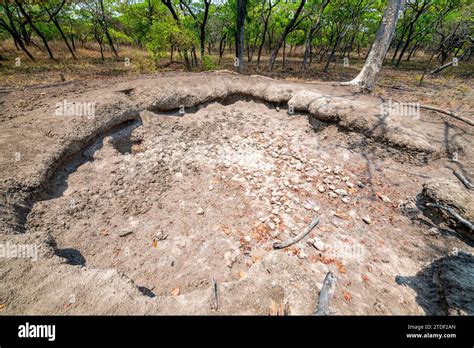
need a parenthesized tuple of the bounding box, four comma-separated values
(273, 215, 319, 249)
(315, 271, 338, 316)
(426, 203, 474, 232)
(419, 105, 473, 127)
(453, 170, 474, 191)
(379, 96, 473, 127)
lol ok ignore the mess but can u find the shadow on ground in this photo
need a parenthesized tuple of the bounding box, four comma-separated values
(396, 251, 473, 315)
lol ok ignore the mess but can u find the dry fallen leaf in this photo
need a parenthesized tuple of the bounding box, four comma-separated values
(171, 287, 180, 296)
(343, 291, 352, 302)
(152, 239, 158, 248)
(238, 270, 247, 279)
(334, 211, 351, 220)
(0, 304, 6, 310)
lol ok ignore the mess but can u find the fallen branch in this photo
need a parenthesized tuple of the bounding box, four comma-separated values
(429, 60, 455, 75)
(426, 203, 474, 231)
(315, 271, 338, 315)
(211, 276, 218, 311)
(273, 215, 319, 249)
(453, 170, 474, 191)
(382, 96, 474, 127)
(156, 60, 185, 68)
(376, 83, 412, 91)
(420, 105, 473, 127)
(429, 48, 470, 75)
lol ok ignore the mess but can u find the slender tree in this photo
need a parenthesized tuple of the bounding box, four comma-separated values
(236, 0, 246, 73)
(268, 0, 306, 72)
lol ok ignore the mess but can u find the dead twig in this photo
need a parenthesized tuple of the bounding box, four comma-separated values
(381, 96, 473, 127)
(453, 170, 474, 191)
(211, 276, 218, 311)
(273, 215, 319, 249)
(376, 83, 412, 91)
(419, 105, 473, 127)
(426, 203, 474, 231)
(315, 271, 338, 315)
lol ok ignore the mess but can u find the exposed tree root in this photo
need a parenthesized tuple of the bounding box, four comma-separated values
(426, 203, 474, 232)
(453, 170, 474, 191)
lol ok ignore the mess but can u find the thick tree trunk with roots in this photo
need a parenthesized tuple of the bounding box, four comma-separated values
(345, 0, 402, 92)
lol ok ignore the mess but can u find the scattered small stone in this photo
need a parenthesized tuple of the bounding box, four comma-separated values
(341, 197, 350, 203)
(380, 195, 391, 203)
(362, 216, 372, 224)
(312, 238, 325, 251)
(356, 181, 365, 188)
(303, 200, 314, 210)
(276, 107, 280, 112)
(155, 230, 168, 240)
(329, 192, 338, 198)
(334, 189, 348, 197)
(346, 182, 354, 189)
(118, 229, 133, 237)
(318, 186, 325, 193)
(428, 227, 439, 236)
(224, 251, 238, 268)
(197, 207, 205, 215)
(297, 250, 308, 259)
(208, 185, 214, 191)
(244, 235, 252, 242)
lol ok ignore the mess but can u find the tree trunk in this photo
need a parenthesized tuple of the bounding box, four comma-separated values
(323, 33, 342, 73)
(236, 0, 246, 73)
(0, 4, 35, 61)
(50, 14, 77, 60)
(345, 0, 402, 92)
(302, 0, 329, 70)
(257, 0, 277, 70)
(282, 42, 286, 69)
(14, 0, 55, 60)
(99, 0, 119, 59)
(0, 19, 35, 61)
(219, 34, 226, 61)
(268, 0, 306, 72)
(200, 0, 211, 64)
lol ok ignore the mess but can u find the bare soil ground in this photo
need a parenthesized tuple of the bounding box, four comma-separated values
(0, 71, 472, 315)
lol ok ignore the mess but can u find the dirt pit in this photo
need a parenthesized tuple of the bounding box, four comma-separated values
(22, 99, 472, 314)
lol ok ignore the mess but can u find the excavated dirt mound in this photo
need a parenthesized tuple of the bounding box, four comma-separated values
(0, 72, 472, 315)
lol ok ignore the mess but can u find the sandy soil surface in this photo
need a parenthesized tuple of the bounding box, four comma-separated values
(0, 72, 472, 315)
